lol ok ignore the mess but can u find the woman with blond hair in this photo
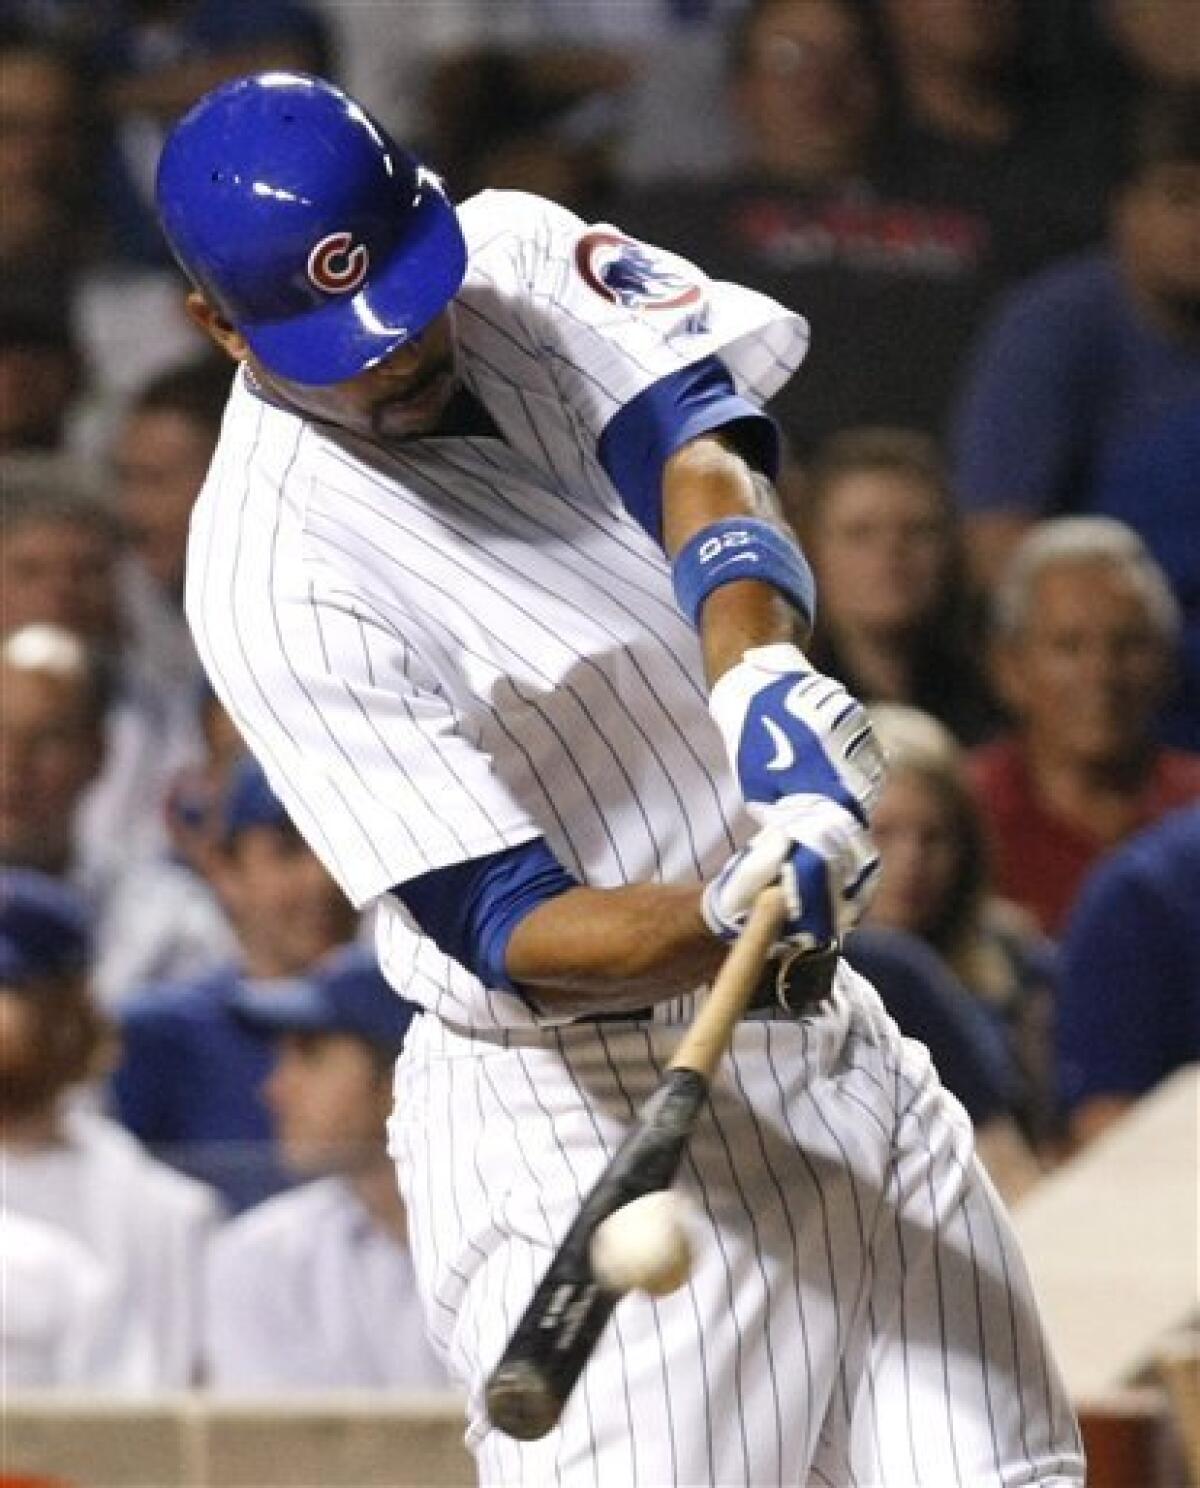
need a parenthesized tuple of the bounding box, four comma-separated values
(863, 702, 1059, 1149)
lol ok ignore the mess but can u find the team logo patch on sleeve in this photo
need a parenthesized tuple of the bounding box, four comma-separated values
(307, 231, 370, 295)
(575, 231, 705, 311)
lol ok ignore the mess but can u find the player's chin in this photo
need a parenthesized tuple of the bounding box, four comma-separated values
(371, 376, 456, 439)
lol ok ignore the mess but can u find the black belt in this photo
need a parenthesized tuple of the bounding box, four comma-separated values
(580, 945, 839, 1026)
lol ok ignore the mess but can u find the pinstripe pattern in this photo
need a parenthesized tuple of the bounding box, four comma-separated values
(186, 190, 1082, 1483)
(389, 967, 1084, 1486)
(185, 192, 804, 1031)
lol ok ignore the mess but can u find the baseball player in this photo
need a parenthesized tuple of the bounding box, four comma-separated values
(155, 73, 1084, 1486)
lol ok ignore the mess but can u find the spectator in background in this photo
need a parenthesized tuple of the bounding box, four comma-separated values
(793, 426, 999, 745)
(0, 21, 204, 464)
(2, 1209, 131, 1390)
(843, 924, 1043, 1202)
(5, 5, 326, 455)
(494, 0, 752, 189)
(0, 868, 220, 1388)
(163, 682, 247, 880)
(1056, 804, 1200, 1150)
(112, 353, 232, 702)
(420, 0, 756, 203)
(306, 0, 498, 148)
(864, 703, 1058, 1147)
(1100, 0, 1200, 88)
(1, 457, 205, 862)
(114, 354, 231, 607)
(2, 1, 108, 52)
(205, 946, 449, 1390)
(424, 44, 627, 218)
(109, 754, 361, 1212)
(0, 22, 96, 293)
(0, 459, 122, 645)
(1065, 0, 1200, 185)
(418, 0, 753, 193)
(88, 0, 330, 266)
(0, 625, 234, 1003)
(0, 302, 84, 454)
(872, 0, 1105, 279)
(612, 0, 995, 457)
(950, 88, 1200, 746)
(970, 518, 1200, 938)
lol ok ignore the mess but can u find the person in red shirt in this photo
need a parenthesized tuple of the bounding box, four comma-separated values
(970, 515, 1200, 935)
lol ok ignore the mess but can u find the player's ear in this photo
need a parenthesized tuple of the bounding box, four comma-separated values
(184, 292, 250, 364)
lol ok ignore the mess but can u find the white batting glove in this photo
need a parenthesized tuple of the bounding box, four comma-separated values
(702, 795, 881, 952)
(708, 644, 886, 820)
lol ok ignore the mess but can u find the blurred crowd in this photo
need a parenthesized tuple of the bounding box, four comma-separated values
(2, 0, 1198, 1393)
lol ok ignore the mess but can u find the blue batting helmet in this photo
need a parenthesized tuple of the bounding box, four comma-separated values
(155, 72, 468, 386)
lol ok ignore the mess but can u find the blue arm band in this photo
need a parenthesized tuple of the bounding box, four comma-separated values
(598, 355, 781, 545)
(392, 838, 578, 993)
(671, 517, 817, 629)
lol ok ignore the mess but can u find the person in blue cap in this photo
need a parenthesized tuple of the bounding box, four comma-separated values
(108, 751, 361, 1212)
(204, 943, 449, 1389)
(0, 621, 235, 1006)
(1, 867, 220, 1388)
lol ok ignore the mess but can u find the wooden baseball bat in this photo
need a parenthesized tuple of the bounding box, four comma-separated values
(484, 887, 790, 1442)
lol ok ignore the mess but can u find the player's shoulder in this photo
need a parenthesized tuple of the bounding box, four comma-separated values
(459, 189, 583, 249)
(457, 189, 587, 290)
(199, 368, 316, 500)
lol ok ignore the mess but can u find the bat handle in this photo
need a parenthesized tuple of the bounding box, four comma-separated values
(669, 885, 788, 1078)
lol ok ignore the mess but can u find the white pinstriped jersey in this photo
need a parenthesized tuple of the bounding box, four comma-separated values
(187, 190, 808, 1031)
(186, 188, 1084, 1487)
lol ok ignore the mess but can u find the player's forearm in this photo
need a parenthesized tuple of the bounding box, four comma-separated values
(505, 884, 723, 1015)
(661, 435, 813, 686)
(696, 581, 806, 688)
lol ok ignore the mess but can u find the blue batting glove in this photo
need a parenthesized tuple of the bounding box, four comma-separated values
(709, 644, 886, 819)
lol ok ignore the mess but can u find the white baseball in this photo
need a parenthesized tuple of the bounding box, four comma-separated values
(590, 1190, 695, 1297)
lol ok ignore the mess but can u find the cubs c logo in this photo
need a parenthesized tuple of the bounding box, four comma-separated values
(307, 231, 369, 295)
(575, 231, 704, 312)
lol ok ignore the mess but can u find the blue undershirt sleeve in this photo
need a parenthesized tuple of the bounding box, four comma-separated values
(598, 355, 781, 546)
(392, 838, 578, 993)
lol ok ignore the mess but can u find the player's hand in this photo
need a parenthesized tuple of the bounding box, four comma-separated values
(702, 795, 881, 952)
(708, 643, 886, 820)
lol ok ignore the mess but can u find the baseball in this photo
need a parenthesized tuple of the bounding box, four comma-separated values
(590, 1190, 695, 1297)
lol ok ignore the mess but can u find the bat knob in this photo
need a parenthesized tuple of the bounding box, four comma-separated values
(485, 1360, 563, 1441)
